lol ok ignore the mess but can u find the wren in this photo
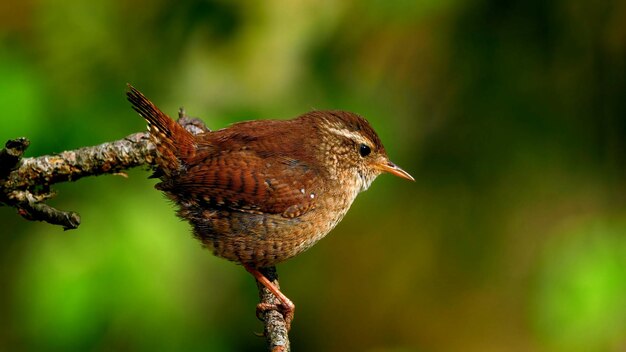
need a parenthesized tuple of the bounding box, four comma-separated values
(127, 86, 413, 329)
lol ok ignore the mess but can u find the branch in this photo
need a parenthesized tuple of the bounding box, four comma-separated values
(0, 111, 207, 229)
(256, 267, 291, 352)
(0, 110, 290, 349)
(0, 132, 153, 229)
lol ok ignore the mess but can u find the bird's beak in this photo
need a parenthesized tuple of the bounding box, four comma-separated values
(378, 160, 414, 181)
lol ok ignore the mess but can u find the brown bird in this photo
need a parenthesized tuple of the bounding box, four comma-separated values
(127, 85, 413, 329)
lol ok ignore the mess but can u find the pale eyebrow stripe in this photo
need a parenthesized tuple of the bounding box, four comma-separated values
(326, 126, 372, 146)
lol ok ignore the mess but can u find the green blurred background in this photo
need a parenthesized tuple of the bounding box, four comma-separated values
(1, 1, 625, 351)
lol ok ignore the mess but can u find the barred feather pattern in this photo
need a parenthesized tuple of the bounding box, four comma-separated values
(126, 85, 196, 176)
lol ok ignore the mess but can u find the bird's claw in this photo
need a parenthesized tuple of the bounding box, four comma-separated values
(256, 302, 294, 331)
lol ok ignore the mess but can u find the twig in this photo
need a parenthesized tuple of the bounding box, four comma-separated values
(256, 267, 291, 352)
(0, 132, 153, 229)
(0, 111, 290, 349)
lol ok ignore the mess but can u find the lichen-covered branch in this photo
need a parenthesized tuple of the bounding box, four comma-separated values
(0, 111, 290, 349)
(257, 267, 291, 352)
(0, 132, 153, 229)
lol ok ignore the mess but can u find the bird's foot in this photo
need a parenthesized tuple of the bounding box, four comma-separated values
(256, 301, 294, 331)
(244, 264, 295, 331)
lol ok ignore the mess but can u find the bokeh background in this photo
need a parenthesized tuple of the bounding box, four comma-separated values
(1, 1, 625, 351)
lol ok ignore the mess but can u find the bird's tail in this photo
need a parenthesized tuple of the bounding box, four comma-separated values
(127, 84, 196, 175)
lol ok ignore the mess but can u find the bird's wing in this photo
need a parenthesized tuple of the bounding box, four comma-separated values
(165, 149, 320, 218)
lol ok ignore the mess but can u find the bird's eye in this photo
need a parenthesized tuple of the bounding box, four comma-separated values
(359, 144, 371, 157)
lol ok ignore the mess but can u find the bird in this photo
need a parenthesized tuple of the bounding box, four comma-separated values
(126, 85, 413, 329)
